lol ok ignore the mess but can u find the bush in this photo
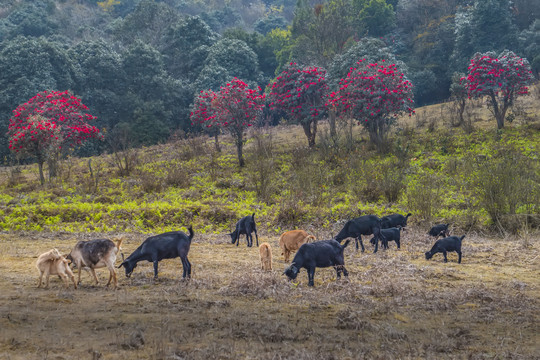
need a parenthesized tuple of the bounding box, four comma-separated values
(405, 170, 443, 222)
(473, 150, 539, 233)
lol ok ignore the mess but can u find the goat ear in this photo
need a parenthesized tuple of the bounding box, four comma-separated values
(117, 262, 125, 269)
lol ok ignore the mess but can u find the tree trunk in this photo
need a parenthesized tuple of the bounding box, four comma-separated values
(489, 91, 507, 129)
(47, 154, 58, 180)
(328, 110, 337, 139)
(302, 120, 317, 148)
(235, 135, 245, 167)
(368, 118, 387, 152)
(214, 133, 221, 153)
(38, 161, 45, 185)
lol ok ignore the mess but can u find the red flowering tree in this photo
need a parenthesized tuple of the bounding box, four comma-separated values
(269, 63, 328, 148)
(465, 50, 534, 129)
(191, 78, 265, 167)
(8, 90, 101, 184)
(190, 89, 222, 152)
(329, 60, 414, 151)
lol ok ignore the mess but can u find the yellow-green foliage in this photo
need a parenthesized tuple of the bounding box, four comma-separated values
(0, 125, 538, 234)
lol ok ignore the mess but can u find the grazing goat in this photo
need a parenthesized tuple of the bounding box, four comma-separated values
(36, 249, 77, 289)
(119, 226, 193, 280)
(284, 239, 350, 287)
(229, 213, 258, 247)
(68, 238, 123, 288)
(425, 235, 465, 264)
(334, 215, 384, 252)
(259, 242, 273, 271)
(381, 213, 412, 229)
(278, 230, 316, 262)
(428, 223, 450, 239)
(370, 226, 403, 249)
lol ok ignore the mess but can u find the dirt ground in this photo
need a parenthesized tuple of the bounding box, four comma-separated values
(0, 229, 538, 360)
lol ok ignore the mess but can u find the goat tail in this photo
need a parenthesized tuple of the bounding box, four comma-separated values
(114, 237, 124, 250)
(187, 225, 194, 240)
(406, 213, 412, 218)
(342, 239, 351, 250)
(306, 235, 316, 243)
(459, 235, 466, 242)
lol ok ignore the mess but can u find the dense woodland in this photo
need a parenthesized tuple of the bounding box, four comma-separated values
(0, 0, 539, 160)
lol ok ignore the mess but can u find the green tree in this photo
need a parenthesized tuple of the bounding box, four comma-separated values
(161, 16, 217, 79)
(354, 0, 395, 36)
(111, 0, 179, 47)
(452, 0, 519, 71)
(69, 40, 126, 131)
(194, 38, 262, 93)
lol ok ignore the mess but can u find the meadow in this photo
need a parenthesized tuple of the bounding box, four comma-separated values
(0, 94, 539, 359)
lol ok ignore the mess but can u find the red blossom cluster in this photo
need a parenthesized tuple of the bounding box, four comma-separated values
(268, 63, 328, 122)
(329, 60, 415, 122)
(8, 90, 101, 153)
(190, 78, 265, 131)
(464, 52, 534, 99)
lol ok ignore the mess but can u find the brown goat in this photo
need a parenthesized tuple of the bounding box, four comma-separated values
(278, 230, 316, 262)
(36, 249, 77, 289)
(259, 242, 273, 271)
(68, 238, 123, 288)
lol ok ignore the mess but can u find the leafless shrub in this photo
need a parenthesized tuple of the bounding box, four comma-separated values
(163, 163, 190, 188)
(247, 130, 276, 202)
(139, 171, 164, 193)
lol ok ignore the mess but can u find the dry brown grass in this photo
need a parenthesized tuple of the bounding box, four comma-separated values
(0, 229, 538, 359)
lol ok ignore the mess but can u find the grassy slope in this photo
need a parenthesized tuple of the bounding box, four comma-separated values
(0, 88, 539, 359)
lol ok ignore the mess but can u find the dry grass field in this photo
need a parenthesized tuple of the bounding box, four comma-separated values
(0, 228, 538, 359)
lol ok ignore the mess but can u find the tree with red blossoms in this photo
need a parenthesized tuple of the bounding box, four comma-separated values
(329, 60, 414, 151)
(191, 78, 265, 167)
(190, 89, 222, 152)
(269, 63, 328, 148)
(8, 90, 101, 184)
(464, 50, 534, 129)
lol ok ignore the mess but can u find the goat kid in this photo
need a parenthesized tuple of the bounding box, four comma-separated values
(36, 249, 77, 289)
(425, 235, 465, 264)
(259, 242, 273, 271)
(119, 226, 194, 280)
(428, 223, 450, 239)
(278, 230, 316, 262)
(370, 226, 403, 249)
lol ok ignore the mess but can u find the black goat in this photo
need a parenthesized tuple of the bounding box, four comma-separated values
(334, 215, 384, 252)
(425, 235, 465, 264)
(118, 226, 194, 280)
(428, 223, 450, 239)
(370, 226, 403, 249)
(229, 213, 258, 247)
(284, 239, 350, 287)
(381, 213, 412, 229)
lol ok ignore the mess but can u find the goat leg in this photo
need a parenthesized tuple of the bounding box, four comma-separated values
(153, 260, 159, 280)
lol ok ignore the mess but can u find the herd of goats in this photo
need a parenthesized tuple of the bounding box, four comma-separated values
(35, 213, 465, 289)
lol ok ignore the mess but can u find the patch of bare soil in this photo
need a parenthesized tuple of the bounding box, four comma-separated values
(0, 230, 538, 359)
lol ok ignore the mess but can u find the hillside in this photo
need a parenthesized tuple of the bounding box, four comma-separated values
(1, 89, 539, 237)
